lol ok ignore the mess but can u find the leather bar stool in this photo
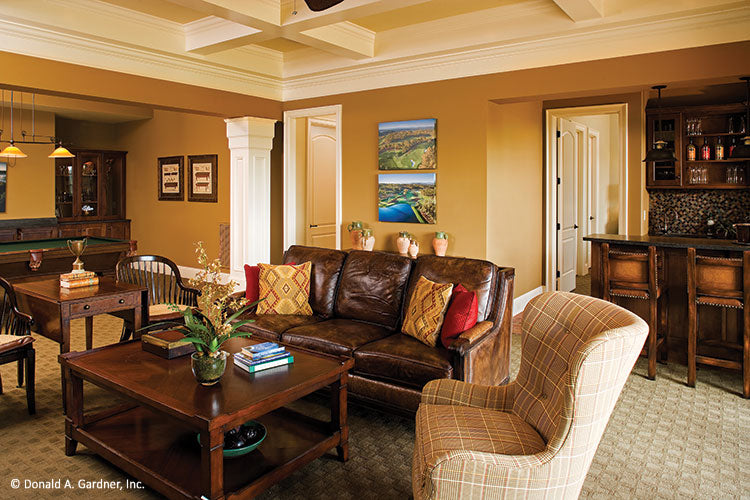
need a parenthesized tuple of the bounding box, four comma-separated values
(601, 243, 667, 380)
(687, 248, 749, 398)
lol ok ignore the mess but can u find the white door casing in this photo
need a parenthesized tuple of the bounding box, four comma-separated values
(587, 129, 600, 259)
(306, 118, 337, 248)
(557, 117, 578, 292)
(575, 122, 588, 276)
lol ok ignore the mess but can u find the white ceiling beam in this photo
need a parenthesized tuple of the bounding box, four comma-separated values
(280, 0, 432, 30)
(165, 0, 282, 30)
(291, 21, 375, 59)
(185, 16, 268, 54)
(551, 0, 604, 21)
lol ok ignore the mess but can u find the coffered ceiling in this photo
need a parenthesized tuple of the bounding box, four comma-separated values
(0, 0, 748, 101)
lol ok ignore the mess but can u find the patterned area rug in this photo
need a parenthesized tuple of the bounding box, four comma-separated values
(0, 314, 747, 499)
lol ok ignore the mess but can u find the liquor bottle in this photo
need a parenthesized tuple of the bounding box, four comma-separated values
(715, 137, 724, 160)
(700, 138, 711, 160)
(686, 138, 696, 161)
(729, 136, 737, 157)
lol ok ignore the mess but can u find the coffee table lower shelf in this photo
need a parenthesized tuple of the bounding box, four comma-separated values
(72, 405, 339, 499)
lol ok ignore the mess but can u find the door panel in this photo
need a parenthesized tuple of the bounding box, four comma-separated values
(557, 118, 578, 292)
(306, 120, 337, 248)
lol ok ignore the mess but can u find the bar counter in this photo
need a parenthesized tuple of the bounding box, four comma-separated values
(584, 233, 748, 361)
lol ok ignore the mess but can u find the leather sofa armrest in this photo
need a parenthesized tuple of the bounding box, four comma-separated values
(447, 321, 493, 355)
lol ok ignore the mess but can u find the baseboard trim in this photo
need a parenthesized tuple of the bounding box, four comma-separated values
(513, 286, 544, 315)
(177, 265, 244, 292)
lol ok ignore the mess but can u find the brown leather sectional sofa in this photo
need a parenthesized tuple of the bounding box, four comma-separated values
(238, 245, 515, 414)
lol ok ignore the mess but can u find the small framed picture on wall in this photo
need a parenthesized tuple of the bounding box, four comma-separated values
(188, 154, 218, 203)
(0, 162, 7, 213)
(158, 156, 184, 201)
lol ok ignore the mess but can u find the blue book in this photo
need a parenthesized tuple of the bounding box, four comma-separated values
(240, 345, 286, 359)
(234, 355, 294, 374)
(244, 342, 279, 353)
(235, 351, 290, 367)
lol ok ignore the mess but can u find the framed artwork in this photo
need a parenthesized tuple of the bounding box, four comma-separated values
(0, 162, 6, 213)
(158, 156, 184, 201)
(378, 119, 436, 170)
(378, 173, 436, 224)
(188, 154, 218, 203)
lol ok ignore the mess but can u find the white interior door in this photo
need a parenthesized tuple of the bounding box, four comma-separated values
(306, 118, 337, 248)
(557, 118, 578, 292)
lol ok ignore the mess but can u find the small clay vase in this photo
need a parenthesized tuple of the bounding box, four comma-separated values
(408, 239, 419, 259)
(347, 221, 364, 250)
(396, 231, 410, 256)
(362, 229, 375, 251)
(432, 231, 448, 256)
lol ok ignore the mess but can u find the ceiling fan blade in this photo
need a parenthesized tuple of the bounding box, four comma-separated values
(303, 0, 345, 11)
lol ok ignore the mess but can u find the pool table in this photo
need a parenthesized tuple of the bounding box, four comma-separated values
(0, 237, 136, 281)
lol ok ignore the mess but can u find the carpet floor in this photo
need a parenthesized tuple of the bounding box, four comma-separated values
(0, 314, 748, 499)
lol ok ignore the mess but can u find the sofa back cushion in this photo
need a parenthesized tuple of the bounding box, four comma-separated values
(405, 255, 496, 322)
(282, 245, 347, 318)
(335, 251, 413, 330)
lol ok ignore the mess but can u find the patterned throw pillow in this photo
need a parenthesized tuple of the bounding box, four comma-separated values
(257, 262, 313, 315)
(401, 276, 454, 347)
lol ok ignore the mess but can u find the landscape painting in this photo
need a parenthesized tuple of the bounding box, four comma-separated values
(378, 119, 436, 170)
(378, 173, 436, 224)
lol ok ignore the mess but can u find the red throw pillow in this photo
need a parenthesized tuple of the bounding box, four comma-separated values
(440, 284, 478, 348)
(245, 262, 295, 302)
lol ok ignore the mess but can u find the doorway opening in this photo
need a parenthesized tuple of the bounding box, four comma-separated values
(545, 104, 628, 294)
(283, 105, 342, 251)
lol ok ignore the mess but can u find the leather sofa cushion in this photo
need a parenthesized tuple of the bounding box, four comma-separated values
(283, 245, 347, 319)
(235, 313, 323, 341)
(406, 255, 495, 322)
(353, 334, 453, 390)
(282, 319, 392, 357)
(335, 250, 413, 329)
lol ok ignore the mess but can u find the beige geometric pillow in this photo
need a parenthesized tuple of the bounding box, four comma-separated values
(401, 276, 453, 347)
(257, 262, 313, 315)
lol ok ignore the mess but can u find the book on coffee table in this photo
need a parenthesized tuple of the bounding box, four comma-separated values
(234, 353, 294, 373)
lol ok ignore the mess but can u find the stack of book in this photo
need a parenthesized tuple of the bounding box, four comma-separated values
(60, 271, 99, 289)
(233, 342, 294, 374)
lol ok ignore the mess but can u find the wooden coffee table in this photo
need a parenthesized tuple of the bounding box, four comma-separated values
(59, 337, 354, 499)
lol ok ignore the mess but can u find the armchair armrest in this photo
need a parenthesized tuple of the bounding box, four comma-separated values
(447, 321, 493, 355)
(175, 278, 200, 306)
(421, 379, 516, 412)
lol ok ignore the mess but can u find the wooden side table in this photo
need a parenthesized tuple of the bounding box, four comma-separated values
(14, 276, 146, 408)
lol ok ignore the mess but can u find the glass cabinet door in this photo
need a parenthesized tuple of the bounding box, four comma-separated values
(79, 153, 99, 217)
(101, 153, 124, 218)
(55, 160, 75, 218)
(646, 112, 682, 187)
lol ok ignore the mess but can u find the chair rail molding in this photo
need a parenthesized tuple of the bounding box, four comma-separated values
(226, 116, 276, 282)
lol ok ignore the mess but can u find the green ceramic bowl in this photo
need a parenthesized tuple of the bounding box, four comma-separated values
(197, 421, 267, 458)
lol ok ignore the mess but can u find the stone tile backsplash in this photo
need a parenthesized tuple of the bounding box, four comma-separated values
(648, 190, 750, 237)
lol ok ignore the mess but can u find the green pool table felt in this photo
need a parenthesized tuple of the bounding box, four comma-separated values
(0, 237, 125, 253)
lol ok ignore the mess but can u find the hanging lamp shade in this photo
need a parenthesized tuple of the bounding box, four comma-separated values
(48, 145, 75, 158)
(0, 142, 27, 158)
(644, 139, 677, 162)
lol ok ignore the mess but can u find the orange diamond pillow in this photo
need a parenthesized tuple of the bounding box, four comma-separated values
(401, 276, 453, 347)
(257, 262, 313, 315)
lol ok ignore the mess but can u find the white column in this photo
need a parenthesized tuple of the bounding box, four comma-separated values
(225, 116, 276, 282)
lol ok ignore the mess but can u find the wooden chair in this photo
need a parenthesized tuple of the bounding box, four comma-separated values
(115, 255, 200, 341)
(601, 243, 668, 380)
(0, 277, 35, 414)
(687, 248, 749, 398)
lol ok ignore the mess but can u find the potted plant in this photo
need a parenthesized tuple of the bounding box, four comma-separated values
(433, 231, 448, 256)
(152, 242, 257, 386)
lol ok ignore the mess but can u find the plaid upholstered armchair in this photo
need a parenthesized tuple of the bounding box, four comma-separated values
(413, 292, 648, 499)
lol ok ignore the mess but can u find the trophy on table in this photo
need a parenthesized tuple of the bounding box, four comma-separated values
(67, 238, 88, 273)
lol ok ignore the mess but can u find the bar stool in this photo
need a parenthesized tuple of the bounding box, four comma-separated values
(602, 243, 667, 380)
(687, 248, 749, 398)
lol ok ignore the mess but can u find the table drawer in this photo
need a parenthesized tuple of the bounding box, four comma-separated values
(70, 294, 137, 316)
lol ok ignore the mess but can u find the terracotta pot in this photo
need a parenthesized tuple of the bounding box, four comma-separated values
(349, 229, 363, 250)
(396, 232, 410, 255)
(191, 351, 228, 386)
(408, 240, 419, 258)
(432, 237, 448, 256)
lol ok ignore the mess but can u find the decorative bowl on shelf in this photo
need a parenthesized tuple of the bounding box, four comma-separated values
(197, 421, 267, 458)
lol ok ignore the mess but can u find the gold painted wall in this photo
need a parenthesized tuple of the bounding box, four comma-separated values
(0, 109, 56, 219)
(115, 110, 230, 267)
(486, 101, 543, 296)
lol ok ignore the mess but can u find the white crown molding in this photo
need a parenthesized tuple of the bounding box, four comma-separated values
(45, 0, 184, 35)
(0, 16, 283, 100)
(282, 4, 750, 100)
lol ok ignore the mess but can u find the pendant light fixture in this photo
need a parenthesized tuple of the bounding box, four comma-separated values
(729, 76, 750, 159)
(0, 91, 28, 159)
(643, 85, 677, 163)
